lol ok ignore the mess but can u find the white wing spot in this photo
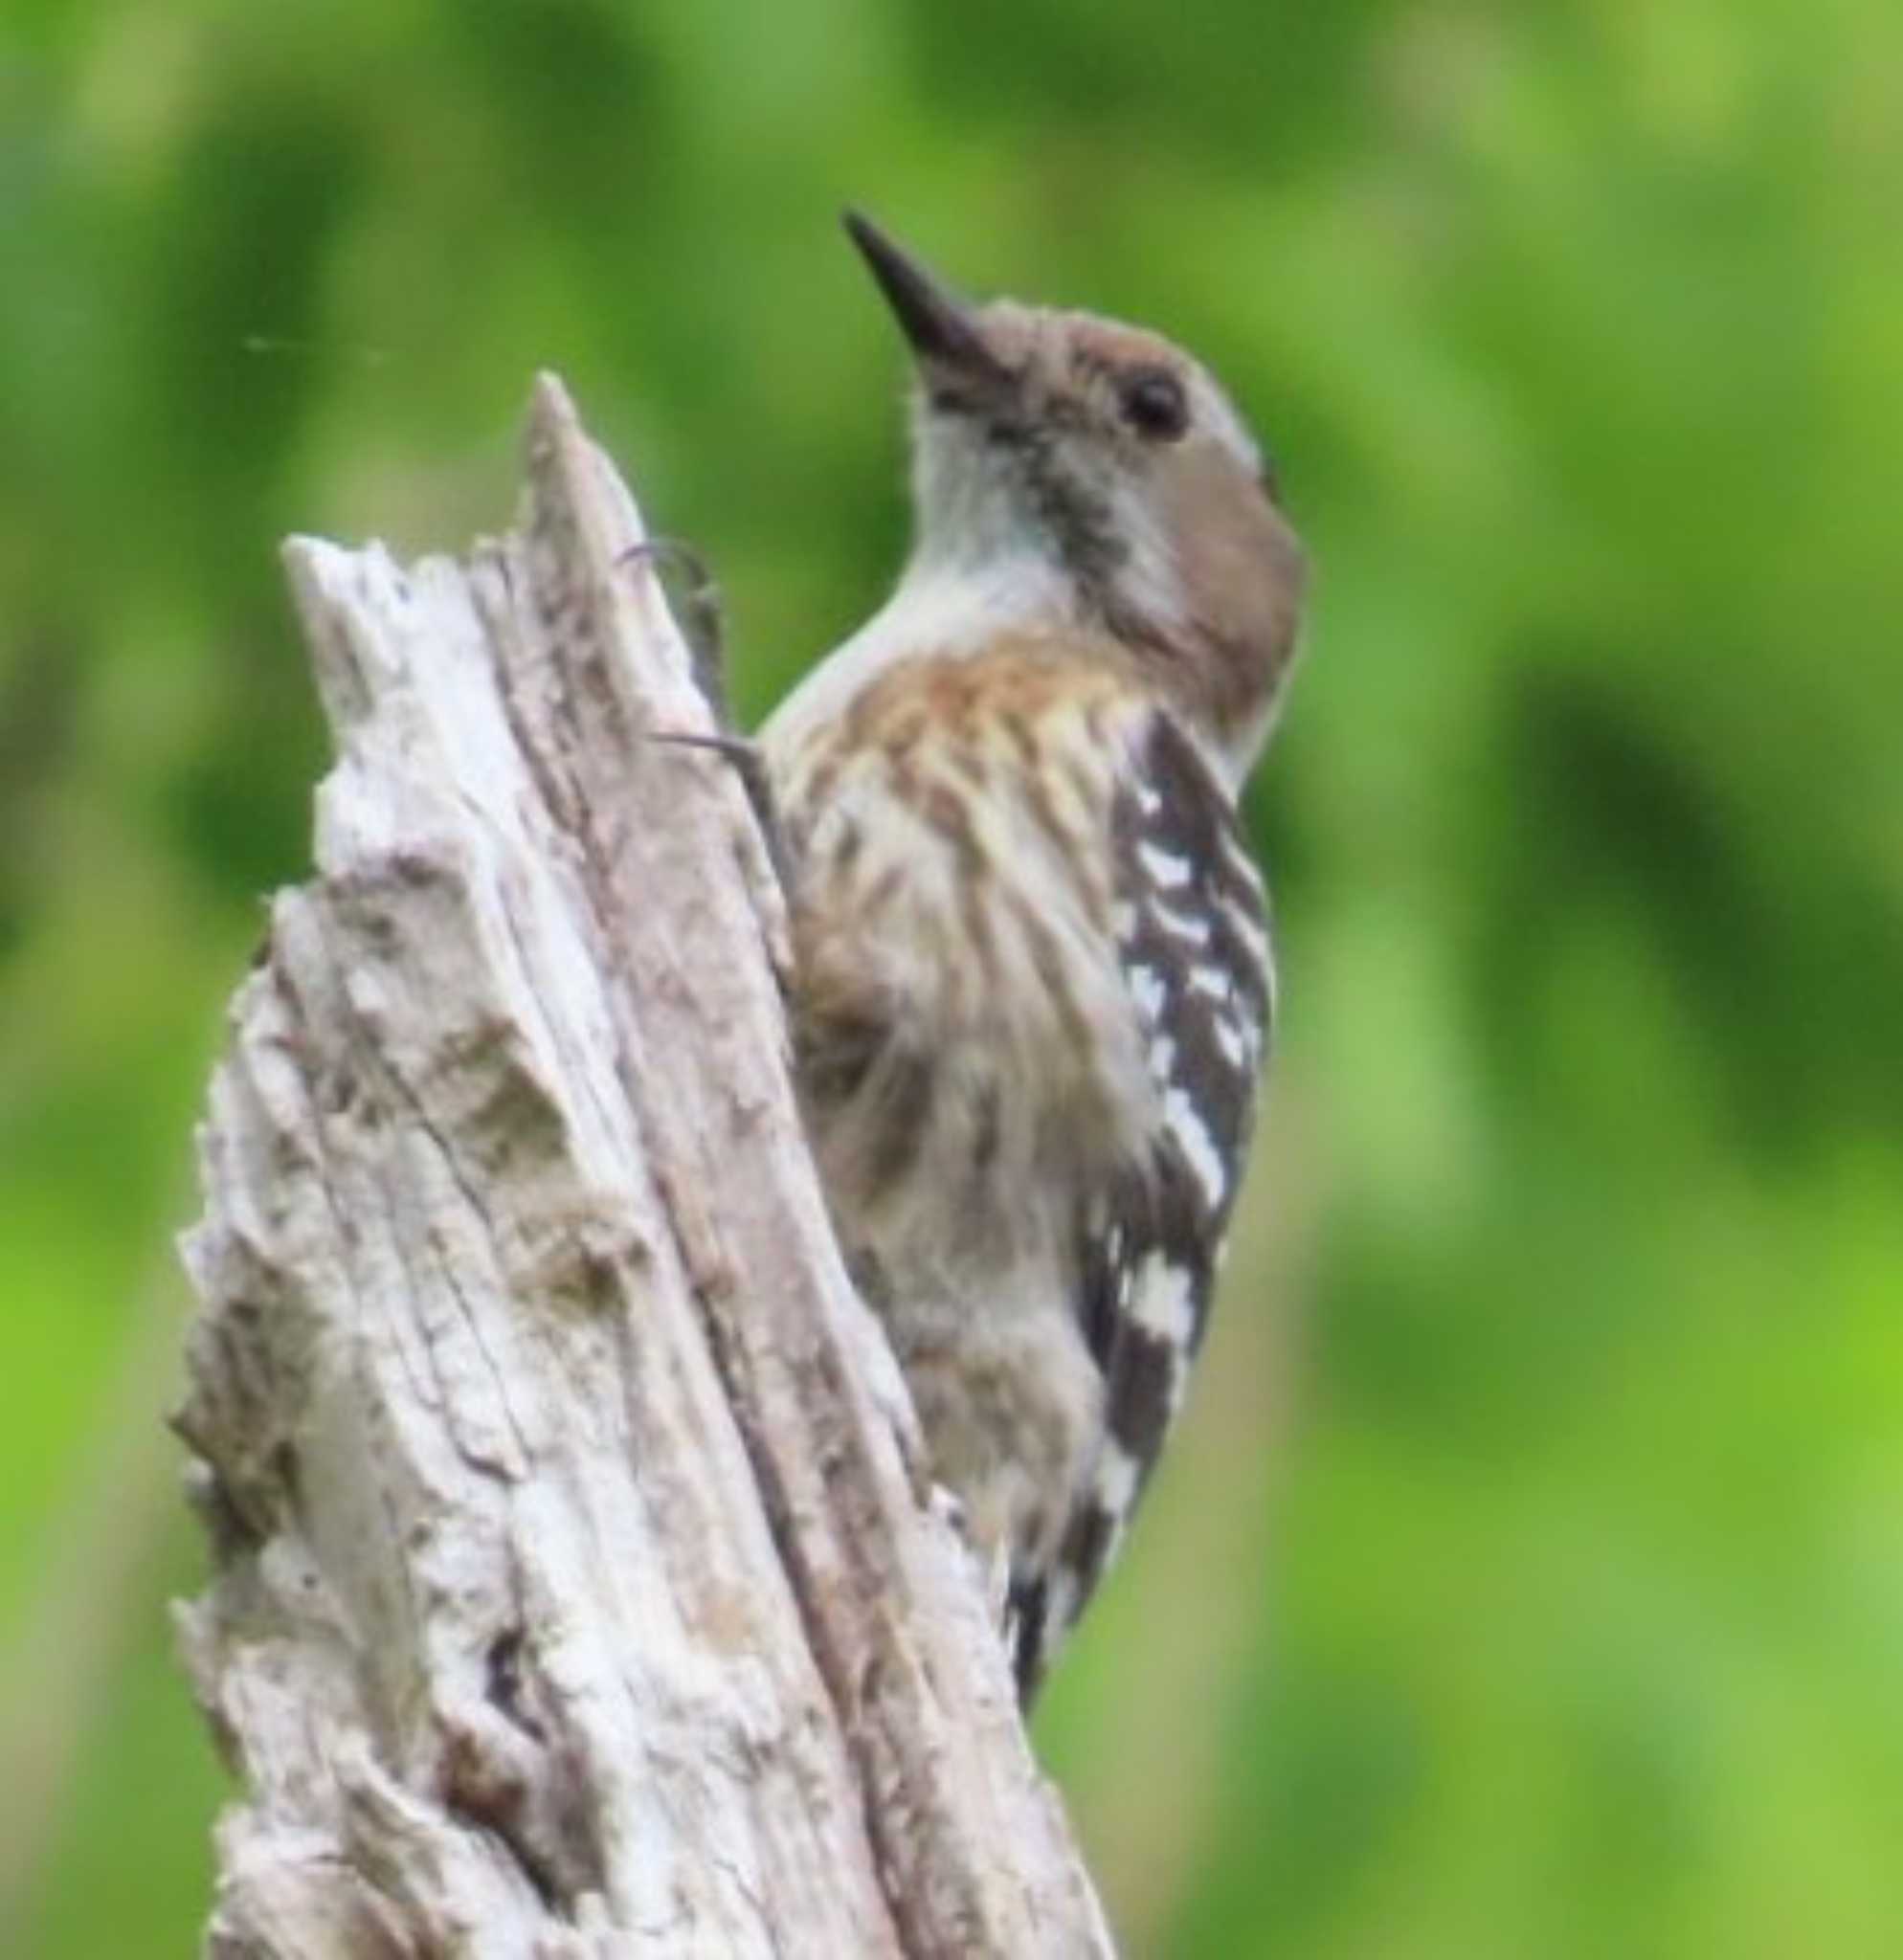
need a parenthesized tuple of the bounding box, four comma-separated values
(1095, 1439, 1141, 1518)
(1164, 1086, 1228, 1209)
(1219, 826, 1265, 896)
(1130, 1251, 1198, 1348)
(1042, 1569, 1081, 1643)
(1128, 964, 1166, 1023)
(1220, 894, 1270, 973)
(1212, 1015, 1247, 1067)
(1188, 964, 1231, 1002)
(1149, 894, 1213, 947)
(1088, 1441, 1141, 1566)
(1137, 840, 1194, 889)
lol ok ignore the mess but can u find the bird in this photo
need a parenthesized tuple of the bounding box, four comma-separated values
(757, 212, 1307, 1704)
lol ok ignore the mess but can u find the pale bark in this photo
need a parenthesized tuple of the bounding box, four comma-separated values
(172, 375, 1113, 1959)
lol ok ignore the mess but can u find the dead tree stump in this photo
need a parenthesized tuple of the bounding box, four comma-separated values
(171, 375, 1113, 1959)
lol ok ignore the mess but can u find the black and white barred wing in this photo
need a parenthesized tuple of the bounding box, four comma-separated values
(1033, 710, 1273, 1688)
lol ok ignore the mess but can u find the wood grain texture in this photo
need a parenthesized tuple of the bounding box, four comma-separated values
(171, 375, 1113, 1959)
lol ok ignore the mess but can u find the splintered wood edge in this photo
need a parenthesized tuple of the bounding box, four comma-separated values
(175, 372, 1113, 1959)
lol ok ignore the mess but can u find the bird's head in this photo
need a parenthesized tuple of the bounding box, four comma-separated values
(844, 211, 1307, 776)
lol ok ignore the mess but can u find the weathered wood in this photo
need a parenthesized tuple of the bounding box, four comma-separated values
(172, 374, 1113, 1958)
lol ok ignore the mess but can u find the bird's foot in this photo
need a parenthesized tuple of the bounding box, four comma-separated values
(619, 536, 728, 723)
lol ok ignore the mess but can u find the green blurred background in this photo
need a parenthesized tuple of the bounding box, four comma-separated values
(5, 0, 1901, 1952)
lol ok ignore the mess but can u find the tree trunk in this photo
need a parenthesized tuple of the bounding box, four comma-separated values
(171, 375, 1114, 1959)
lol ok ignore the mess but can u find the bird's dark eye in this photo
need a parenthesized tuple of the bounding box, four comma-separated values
(1118, 368, 1190, 442)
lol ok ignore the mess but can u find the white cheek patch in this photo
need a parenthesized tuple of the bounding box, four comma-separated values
(1190, 367, 1264, 479)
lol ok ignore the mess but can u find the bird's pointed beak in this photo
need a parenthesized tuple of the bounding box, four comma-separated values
(842, 211, 1006, 383)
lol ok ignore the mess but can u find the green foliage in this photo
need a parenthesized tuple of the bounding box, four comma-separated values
(4, 0, 1900, 1950)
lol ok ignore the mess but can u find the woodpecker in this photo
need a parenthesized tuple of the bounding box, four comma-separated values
(760, 214, 1306, 1703)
